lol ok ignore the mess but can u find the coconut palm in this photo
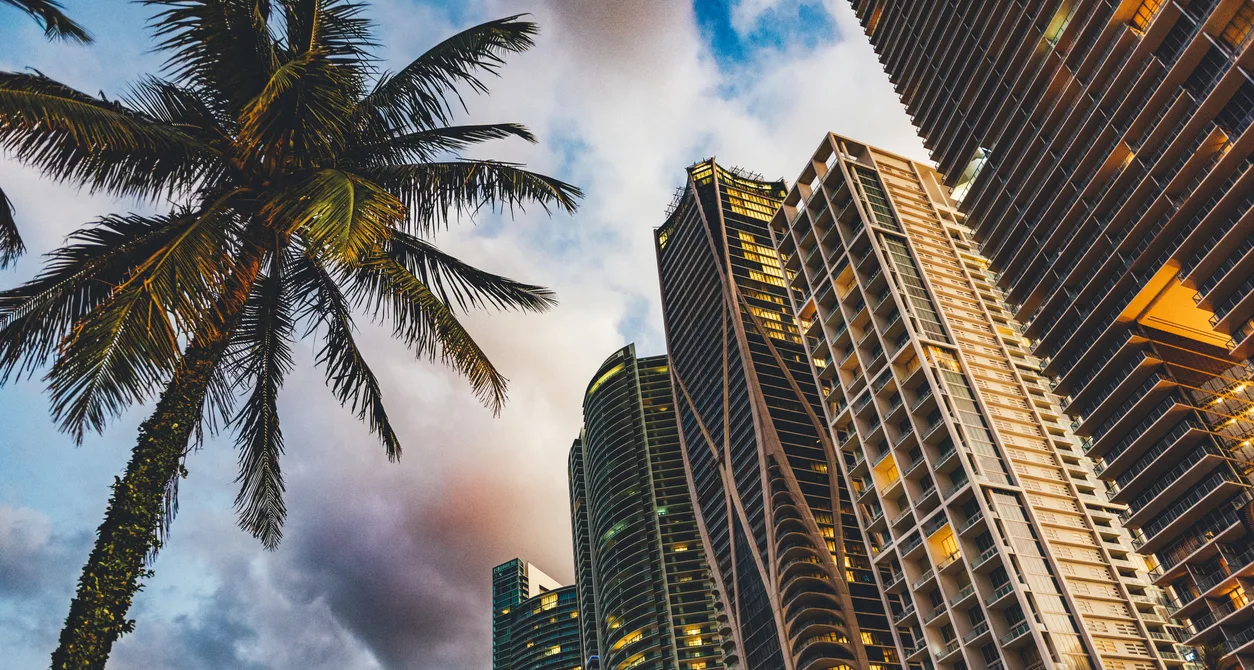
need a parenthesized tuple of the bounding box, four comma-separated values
(1, 0, 91, 42)
(0, 2, 579, 667)
(1, 0, 90, 258)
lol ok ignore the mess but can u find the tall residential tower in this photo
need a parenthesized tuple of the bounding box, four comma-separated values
(849, 0, 1254, 664)
(568, 345, 729, 670)
(774, 132, 1168, 670)
(655, 160, 898, 670)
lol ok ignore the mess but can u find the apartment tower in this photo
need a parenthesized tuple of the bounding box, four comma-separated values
(568, 345, 729, 670)
(772, 133, 1169, 670)
(492, 559, 582, 670)
(849, 0, 1254, 665)
(654, 160, 898, 670)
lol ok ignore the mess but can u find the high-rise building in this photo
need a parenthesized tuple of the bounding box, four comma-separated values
(654, 160, 899, 670)
(848, 0, 1254, 664)
(772, 132, 1173, 670)
(568, 439, 601, 670)
(492, 559, 582, 670)
(568, 345, 730, 670)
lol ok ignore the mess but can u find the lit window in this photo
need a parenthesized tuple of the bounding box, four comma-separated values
(1231, 585, 1249, 608)
(1043, 0, 1074, 45)
(1221, 2, 1254, 50)
(1131, 0, 1164, 32)
(540, 593, 558, 611)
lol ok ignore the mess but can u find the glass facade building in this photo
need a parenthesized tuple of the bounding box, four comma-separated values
(568, 344, 729, 670)
(773, 133, 1168, 670)
(849, 0, 1254, 666)
(655, 160, 898, 670)
(492, 559, 582, 670)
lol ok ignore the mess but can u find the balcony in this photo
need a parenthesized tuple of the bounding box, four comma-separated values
(1118, 442, 1230, 526)
(1108, 417, 1207, 502)
(893, 603, 917, 623)
(923, 604, 946, 624)
(999, 621, 1032, 646)
(986, 582, 1016, 607)
(973, 546, 1000, 571)
(911, 569, 936, 591)
(1134, 472, 1252, 553)
(963, 620, 991, 644)
(952, 583, 976, 604)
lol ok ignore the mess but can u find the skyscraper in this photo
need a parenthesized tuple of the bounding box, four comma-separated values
(849, 0, 1254, 663)
(655, 160, 898, 670)
(774, 132, 1171, 670)
(568, 345, 729, 670)
(492, 559, 582, 670)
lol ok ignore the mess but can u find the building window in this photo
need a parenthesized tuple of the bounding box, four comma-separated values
(1044, 0, 1075, 46)
(1231, 584, 1249, 608)
(1221, 1, 1254, 50)
(1131, 0, 1165, 31)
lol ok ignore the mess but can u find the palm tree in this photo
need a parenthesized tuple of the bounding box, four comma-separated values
(1, 0, 91, 262)
(2, 0, 92, 42)
(0, 2, 580, 667)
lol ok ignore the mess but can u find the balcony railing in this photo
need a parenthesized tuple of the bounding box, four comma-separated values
(986, 581, 1015, 605)
(1000, 621, 1031, 645)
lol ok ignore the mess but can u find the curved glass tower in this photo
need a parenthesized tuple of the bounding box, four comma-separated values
(655, 161, 898, 670)
(569, 345, 730, 670)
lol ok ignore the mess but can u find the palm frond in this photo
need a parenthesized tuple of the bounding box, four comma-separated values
(364, 160, 580, 233)
(3, 0, 92, 42)
(237, 49, 358, 166)
(0, 185, 22, 268)
(278, 0, 373, 63)
(355, 15, 536, 134)
(289, 251, 401, 459)
(0, 212, 209, 384)
(262, 169, 402, 264)
(123, 76, 230, 143)
(348, 122, 534, 165)
(142, 0, 279, 113)
(0, 72, 221, 200)
(349, 252, 507, 412)
(387, 231, 554, 313)
(229, 250, 294, 549)
(44, 206, 238, 440)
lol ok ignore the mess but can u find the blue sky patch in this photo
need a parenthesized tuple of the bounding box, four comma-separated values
(692, 0, 837, 67)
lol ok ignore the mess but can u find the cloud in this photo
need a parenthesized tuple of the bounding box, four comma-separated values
(0, 505, 79, 599)
(0, 1, 926, 669)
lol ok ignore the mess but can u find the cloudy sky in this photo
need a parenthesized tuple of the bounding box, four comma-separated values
(0, 1, 925, 667)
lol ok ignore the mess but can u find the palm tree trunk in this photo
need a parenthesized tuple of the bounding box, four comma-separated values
(51, 252, 263, 669)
